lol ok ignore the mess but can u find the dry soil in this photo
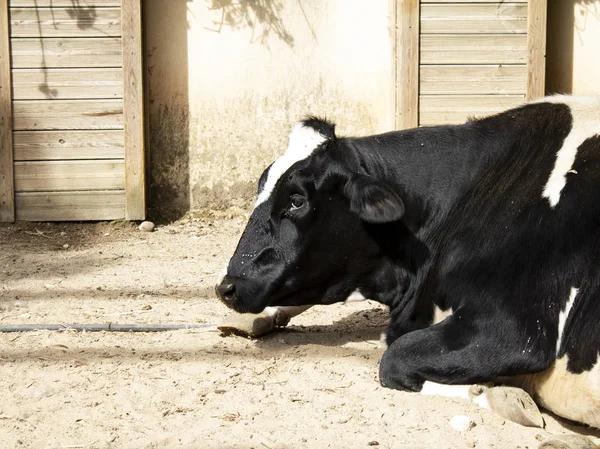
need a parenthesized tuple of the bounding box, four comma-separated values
(0, 216, 599, 449)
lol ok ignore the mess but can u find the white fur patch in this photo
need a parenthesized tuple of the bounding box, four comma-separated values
(537, 96, 600, 207)
(432, 305, 453, 325)
(379, 331, 388, 349)
(255, 123, 328, 207)
(420, 381, 472, 400)
(556, 287, 578, 355)
(525, 355, 600, 428)
(345, 290, 367, 302)
(216, 266, 227, 285)
(472, 392, 492, 410)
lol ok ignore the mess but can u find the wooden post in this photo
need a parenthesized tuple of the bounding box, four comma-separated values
(526, 0, 547, 100)
(0, 0, 14, 222)
(395, 0, 420, 129)
(122, 0, 145, 220)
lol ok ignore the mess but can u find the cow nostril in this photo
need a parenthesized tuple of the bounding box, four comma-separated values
(216, 281, 236, 302)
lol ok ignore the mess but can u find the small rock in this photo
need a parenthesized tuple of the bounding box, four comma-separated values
(60, 232, 66, 237)
(139, 221, 155, 232)
(368, 442, 380, 446)
(63, 244, 70, 249)
(141, 305, 152, 311)
(449, 415, 476, 432)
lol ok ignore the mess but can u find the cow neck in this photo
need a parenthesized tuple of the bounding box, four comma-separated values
(346, 123, 509, 235)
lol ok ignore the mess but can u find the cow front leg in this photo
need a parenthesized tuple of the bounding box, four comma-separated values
(218, 305, 313, 338)
(379, 313, 552, 392)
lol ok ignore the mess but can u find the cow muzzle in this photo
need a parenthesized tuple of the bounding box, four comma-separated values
(215, 275, 237, 306)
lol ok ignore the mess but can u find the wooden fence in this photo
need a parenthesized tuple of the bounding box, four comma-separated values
(395, 0, 547, 129)
(0, 0, 144, 222)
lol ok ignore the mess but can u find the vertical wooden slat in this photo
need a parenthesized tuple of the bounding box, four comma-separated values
(121, 0, 145, 220)
(0, 0, 14, 222)
(396, 0, 419, 130)
(526, 0, 547, 100)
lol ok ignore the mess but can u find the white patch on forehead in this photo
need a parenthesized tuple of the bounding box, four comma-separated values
(556, 287, 579, 355)
(538, 96, 600, 208)
(255, 122, 328, 207)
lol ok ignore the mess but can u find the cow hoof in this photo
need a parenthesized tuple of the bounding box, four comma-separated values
(469, 385, 544, 428)
(217, 312, 277, 338)
(538, 435, 598, 449)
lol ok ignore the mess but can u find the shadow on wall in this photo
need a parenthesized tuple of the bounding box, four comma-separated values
(546, 0, 575, 94)
(204, 0, 295, 47)
(546, 0, 599, 95)
(145, 1, 191, 222)
(34, 0, 103, 99)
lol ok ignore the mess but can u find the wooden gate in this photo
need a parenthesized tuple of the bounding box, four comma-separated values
(394, 0, 547, 129)
(0, 0, 144, 222)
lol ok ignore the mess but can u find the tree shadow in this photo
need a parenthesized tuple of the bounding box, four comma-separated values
(205, 0, 294, 48)
(65, 1, 97, 30)
(32, 0, 108, 99)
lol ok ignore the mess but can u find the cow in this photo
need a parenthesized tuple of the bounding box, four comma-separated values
(215, 96, 600, 443)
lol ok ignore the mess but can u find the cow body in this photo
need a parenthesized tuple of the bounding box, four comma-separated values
(216, 96, 600, 429)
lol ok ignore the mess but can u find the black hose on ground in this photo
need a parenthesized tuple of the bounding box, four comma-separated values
(0, 323, 216, 333)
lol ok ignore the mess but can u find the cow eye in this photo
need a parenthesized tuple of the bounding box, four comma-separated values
(289, 194, 306, 211)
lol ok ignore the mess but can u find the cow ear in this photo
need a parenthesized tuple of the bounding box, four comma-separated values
(343, 174, 405, 223)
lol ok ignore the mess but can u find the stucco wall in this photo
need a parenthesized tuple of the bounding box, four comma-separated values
(546, 0, 600, 95)
(145, 0, 600, 219)
(144, 0, 394, 218)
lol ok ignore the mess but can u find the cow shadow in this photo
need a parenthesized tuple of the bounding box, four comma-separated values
(254, 306, 389, 351)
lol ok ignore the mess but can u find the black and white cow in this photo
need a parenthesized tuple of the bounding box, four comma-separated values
(215, 96, 600, 431)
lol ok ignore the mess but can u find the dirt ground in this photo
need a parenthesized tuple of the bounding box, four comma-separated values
(1, 216, 599, 449)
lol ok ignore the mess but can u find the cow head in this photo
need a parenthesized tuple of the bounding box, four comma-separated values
(215, 118, 406, 313)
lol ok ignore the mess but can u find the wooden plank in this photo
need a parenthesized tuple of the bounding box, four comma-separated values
(419, 95, 526, 126)
(421, 4, 528, 34)
(11, 37, 122, 68)
(395, 0, 419, 130)
(420, 65, 527, 95)
(10, 7, 121, 37)
(421, 0, 526, 2)
(13, 130, 124, 160)
(526, 0, 547, 100)
(121, 0, 145, 220)
(12, 68, 123, 99)
(15, 190, 125, 221)
(11, 0, 121, 6)
(0, 0, 14, 222)
(14, 159, 124, 192)
(13, 99, 123, 130)
(420, 34, 527, 64)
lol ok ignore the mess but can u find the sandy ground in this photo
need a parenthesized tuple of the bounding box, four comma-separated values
(1, 216, 599, 449)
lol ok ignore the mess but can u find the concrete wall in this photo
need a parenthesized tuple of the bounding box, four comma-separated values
(144, 0, 394, 219)
(546, 0, 600, 95)
(145, 0, 600, 219)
